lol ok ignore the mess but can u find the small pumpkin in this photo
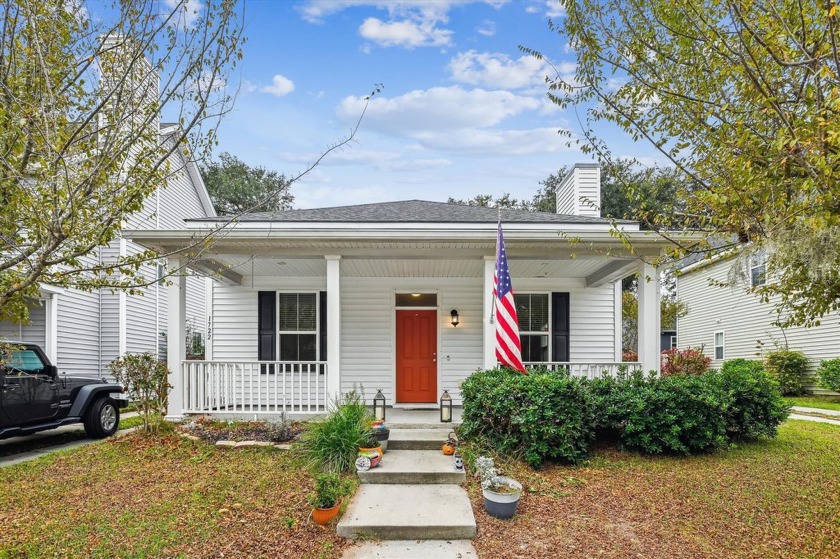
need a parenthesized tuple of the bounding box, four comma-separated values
(442, 443, 455, 456)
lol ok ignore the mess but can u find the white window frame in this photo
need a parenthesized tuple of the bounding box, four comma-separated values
(515, 292, 552, 363)
(714, 331, 725, 360)
(749, 251, 767, 287)
(670, 335, 677, 349)
(277, 291, 320, 362)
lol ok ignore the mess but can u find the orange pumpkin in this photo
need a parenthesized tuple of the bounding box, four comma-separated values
(442, 443, 456, 455)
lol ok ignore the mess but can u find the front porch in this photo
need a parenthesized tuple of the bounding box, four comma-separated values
(179, 359, 643, 418)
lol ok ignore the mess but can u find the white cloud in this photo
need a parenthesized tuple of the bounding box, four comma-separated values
(337, 86, 541, 135)
(526, 0, 566, 18)
(410, 127, 573, 155)
(260, 74, 295, 97)
(163, 0, 204, 28)
(359, 17, 452, 48)
(476, 19, 496, 37)
(448, 50, 551, 89)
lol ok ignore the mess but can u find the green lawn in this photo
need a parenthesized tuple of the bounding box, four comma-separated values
(786, 395, 840, 412)
(0, 434, 349, 559)
(469, 421, 840, 559)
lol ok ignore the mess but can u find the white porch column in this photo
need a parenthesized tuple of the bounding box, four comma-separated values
(166, 257, 186, 420)
(483, 255, 496, 369)
(325, 255, 341, 402)
(44, 293, 58, 364)
(637, 262, 661, 374)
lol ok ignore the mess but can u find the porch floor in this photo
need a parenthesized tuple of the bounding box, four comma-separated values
(383, 407, 462, 428)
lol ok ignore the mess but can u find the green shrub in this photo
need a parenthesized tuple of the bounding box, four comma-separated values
(607, 374, 730, 455)
(459, 368, 594, 468)
(817, 358, 840, 393)
(764, 350, 808, 395)
(720, 358, 764, 375)
(108, 353, 171, 433)
(299, 391, 372, 473)
(713, 366, 789, 439)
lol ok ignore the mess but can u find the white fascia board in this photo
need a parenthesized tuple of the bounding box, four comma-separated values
(183, 220, 638, 234)
(678, 247, 739, 275)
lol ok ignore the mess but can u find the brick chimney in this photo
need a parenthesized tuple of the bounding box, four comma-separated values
(555, 163, 601, 217)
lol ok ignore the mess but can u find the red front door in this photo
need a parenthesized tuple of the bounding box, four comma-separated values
(396, 309, 437, 403)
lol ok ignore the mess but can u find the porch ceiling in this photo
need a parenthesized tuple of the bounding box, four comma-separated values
(201, 256, 621, 279)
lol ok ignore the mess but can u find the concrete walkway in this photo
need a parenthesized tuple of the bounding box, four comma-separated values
(0, 412, 139, 468)
(339, 417, 478, 558)
(788, 406, 840, 427)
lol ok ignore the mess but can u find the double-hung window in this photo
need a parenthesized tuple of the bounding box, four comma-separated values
(278, 292, 318, 361)
(750, 251, 767, 287)
(515, 293, 550, 362)
(714, 331, 725, 360)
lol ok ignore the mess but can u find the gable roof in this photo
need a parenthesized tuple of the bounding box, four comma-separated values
(191, 199, 634, 225)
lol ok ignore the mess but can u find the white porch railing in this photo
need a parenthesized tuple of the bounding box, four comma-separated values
(523, 361, 643, 379)
(181, 361, 327, 415)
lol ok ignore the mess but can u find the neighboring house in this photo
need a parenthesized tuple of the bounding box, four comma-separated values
(0, 137, 214, 377)
(677, 252, 840, 393)
(661, 329, 677, 352)
(130, 164, 678, 419)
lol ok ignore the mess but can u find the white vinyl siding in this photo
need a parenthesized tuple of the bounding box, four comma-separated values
(55, 283, 101, 377)
(677, 258, 840, 387)
(0, 302, 47, 347)
(209, 271, 618, 405)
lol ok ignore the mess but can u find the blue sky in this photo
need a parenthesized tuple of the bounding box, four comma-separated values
(204, 0, 660, 208)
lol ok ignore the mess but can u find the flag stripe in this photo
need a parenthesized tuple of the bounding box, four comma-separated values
(494, 219, 526, 374)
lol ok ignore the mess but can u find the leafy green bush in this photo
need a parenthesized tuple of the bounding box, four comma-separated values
(607, 374, 730, 455)
(459, 368, 594, 468)
(108, 353, 171, 433)
(714, 364, 789, 439)
(764, 350, 808, 395)
(299, 391, 372, 473)
(817, 358, 840, 393)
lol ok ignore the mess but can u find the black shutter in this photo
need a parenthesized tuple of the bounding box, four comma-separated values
(319, 291, 327, 364)
(551, 292, 570, 362)
(258, 291, 276, 374)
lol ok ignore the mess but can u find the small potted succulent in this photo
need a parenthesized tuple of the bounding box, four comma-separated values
(308, 473, 347, 525)
(476, 456, 522, 519)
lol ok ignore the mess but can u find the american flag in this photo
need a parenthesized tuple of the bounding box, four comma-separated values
(493, 219, 527, 373)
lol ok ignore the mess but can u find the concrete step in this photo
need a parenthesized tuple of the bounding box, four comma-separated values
(337, 484, 476, 541)
(359, 450, 465, 485)
(388, 428, 453, 451)
(341, 540, 478, 559)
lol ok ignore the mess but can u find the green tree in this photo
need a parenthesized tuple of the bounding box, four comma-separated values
(536, 0, 840, 327)
(201, 152, 293, 215)
(0, 0, 243, 323)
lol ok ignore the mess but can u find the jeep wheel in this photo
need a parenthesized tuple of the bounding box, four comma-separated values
(83, 397, 120, 439)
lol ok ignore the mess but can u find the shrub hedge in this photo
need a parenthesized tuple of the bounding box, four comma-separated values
(764, 350, 808, 395)
(817, 358, 840, 393)
(459, 361, 788, 466)
(459, 368, 594, 468)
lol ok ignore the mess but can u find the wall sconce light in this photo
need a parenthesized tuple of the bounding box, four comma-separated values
(450, 309, 460, 327)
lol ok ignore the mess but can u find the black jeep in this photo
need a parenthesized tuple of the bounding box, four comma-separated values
(0, 342, 127, 440)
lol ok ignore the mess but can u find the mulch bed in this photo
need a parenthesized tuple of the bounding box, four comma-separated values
(178, 416, 304, 444)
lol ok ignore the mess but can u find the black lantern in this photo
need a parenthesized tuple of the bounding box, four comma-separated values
(373, 389, 386, 421)
(450, 309, 460, 327)
(440, 389, 453, 423)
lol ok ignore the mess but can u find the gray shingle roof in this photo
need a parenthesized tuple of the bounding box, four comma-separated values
(196, 200, 633, 225)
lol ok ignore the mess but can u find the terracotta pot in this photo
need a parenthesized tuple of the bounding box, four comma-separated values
(312, 502, 341, 525)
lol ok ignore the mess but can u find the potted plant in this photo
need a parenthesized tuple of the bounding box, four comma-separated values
(308, 473, 347, 525)
(370, 420, 390, 451)
(476, 456, 522, 519)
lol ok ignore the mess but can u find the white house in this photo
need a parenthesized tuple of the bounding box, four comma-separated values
(0, 137, 214, 377)
(677, 252, 840, 393)
(129, 164, 679, 419)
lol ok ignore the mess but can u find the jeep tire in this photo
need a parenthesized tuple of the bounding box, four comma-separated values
(83, 397, 120, 439)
